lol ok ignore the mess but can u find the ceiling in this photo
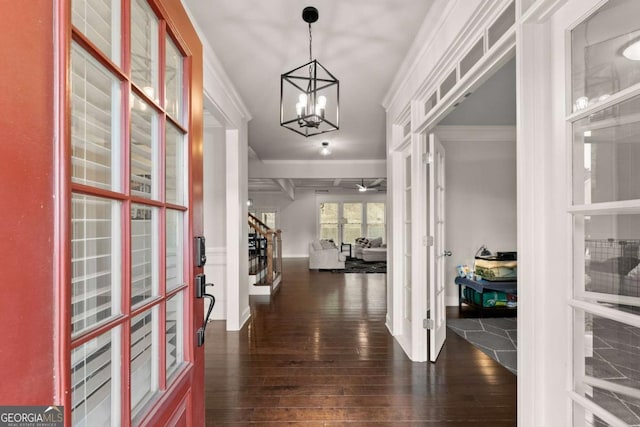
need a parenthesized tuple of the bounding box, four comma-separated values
(440, 56, 517, 126)
(183, 0, 435, 161)
(249, 178, 386, 193)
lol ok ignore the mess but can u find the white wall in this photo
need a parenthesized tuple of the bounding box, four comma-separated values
(249, 189, 316, 257)
(203, 125, 226, 319)
(249, 189, 387, 257)
(438, 127, 517, 305)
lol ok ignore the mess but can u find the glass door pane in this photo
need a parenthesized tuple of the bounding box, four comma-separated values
(165, 123, 185, 206)
(573, 94, 640, 204)
(164, 36, 183, 122)
(571, 0, 640, 112)
(71, 327, 121, 426)
(71, 194, 121, 336)
(131, 204, 159, 307)
(165, 292, 183, 380)
(72, 0, 121, 66)
(131, 0, 159, 102)
(130, 95, 159, 200)
(130, 309, 158, 419)
(166, 209, 184, 291)
(71, 44, 122, 191)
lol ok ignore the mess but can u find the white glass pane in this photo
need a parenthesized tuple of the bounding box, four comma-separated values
(72, 327, 120, 427)
(572, 94, 640, 205)
(164, 36, 183, 121)
(166, 210, 184, 291)
(72, 194, 121, 336)
(574, 311, 640, 425)
(439, 69, 457, 99)
(130, 94, 159, 200)
(405, 189, 412, 221)
(460, 38, 484, 78)
(403, 122, 411, 137)
(319, 202, 339, 242)
(261, 212, 276, 229)
(343, 203, 362, 242)
(166, 292, 183, 379)
(405, 155, 411, 186)
(488, 2, 515, 48)
(319, 225, 339, 243)
(72, 0, 121, 66)
(424, 91, 438, 116)
(571, 0, 640, 112)
(131, 204, 158, 306)
(71, 44, 121, 191)
(165, 123, 185, 206)
(574, 402, 614, 427)
(521, 0, 537, 16)
(131, 0, 159, 102)
(131, 310, 158, 419)
(367, 203, 386, 241)
(580, 214, 640, 302)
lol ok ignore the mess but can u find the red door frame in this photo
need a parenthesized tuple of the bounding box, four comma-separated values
(0, 2, 202, 422)
(0, 0, 57, 405)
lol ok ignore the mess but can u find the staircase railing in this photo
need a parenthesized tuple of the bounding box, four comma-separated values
(248, 213, 282, 292)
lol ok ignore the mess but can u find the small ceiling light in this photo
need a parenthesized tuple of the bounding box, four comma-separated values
(623, 39, 640, 61)
(280, 6, 339, 137)
(319, 141, 331, 156)
(357, 179, 368, 192)
(583, 130, 592, 137)
(247, 199, 253, 207)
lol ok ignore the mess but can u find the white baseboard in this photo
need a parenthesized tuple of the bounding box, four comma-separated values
(283, 254, 309, 258)
(446, 296, 459, 307)
(249, 284, 271, 296)
(238, 306, 251, 330)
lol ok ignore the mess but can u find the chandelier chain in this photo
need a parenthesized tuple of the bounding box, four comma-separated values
(308, 23, 312, 62)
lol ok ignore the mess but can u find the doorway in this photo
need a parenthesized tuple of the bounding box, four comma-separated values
(434, 56, 518, 373)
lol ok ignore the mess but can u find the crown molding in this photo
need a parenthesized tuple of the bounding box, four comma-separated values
(382, 0, 458, 110)
(183, 3, 252, 126)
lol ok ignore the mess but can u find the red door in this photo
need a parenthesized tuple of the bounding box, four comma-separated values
(0, 1, 203, 425)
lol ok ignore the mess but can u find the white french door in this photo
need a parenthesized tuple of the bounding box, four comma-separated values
(401, 146, 413, 344)
(428, 133, 447, 362)
(562, 0, 640, 425)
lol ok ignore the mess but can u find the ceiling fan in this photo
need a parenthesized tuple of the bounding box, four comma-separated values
(356, 179, 384, 192)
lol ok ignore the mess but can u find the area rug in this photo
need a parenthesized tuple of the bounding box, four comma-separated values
(340, 258, 386, 274)
(447, 318, 517, 375)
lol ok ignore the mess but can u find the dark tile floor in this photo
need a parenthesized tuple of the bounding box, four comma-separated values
(446, 318, 518, 375)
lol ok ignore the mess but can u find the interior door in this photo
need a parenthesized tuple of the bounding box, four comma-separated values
(428, 133, 447, 362)
(401, 147, 413, 345)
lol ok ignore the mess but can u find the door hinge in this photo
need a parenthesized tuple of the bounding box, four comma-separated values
(423, 152, 433, 164)
(423, 318, 434, 329)
(424, 236, 434, 246)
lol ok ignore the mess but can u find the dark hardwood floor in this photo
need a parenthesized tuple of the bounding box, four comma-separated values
(204, 258, 516, 426)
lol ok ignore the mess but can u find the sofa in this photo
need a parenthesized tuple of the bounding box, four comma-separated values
(354, 237, 386, 261)
(309, 239, 346, 270)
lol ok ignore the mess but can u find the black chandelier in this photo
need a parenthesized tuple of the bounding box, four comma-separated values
(280, 6, 339, 137)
